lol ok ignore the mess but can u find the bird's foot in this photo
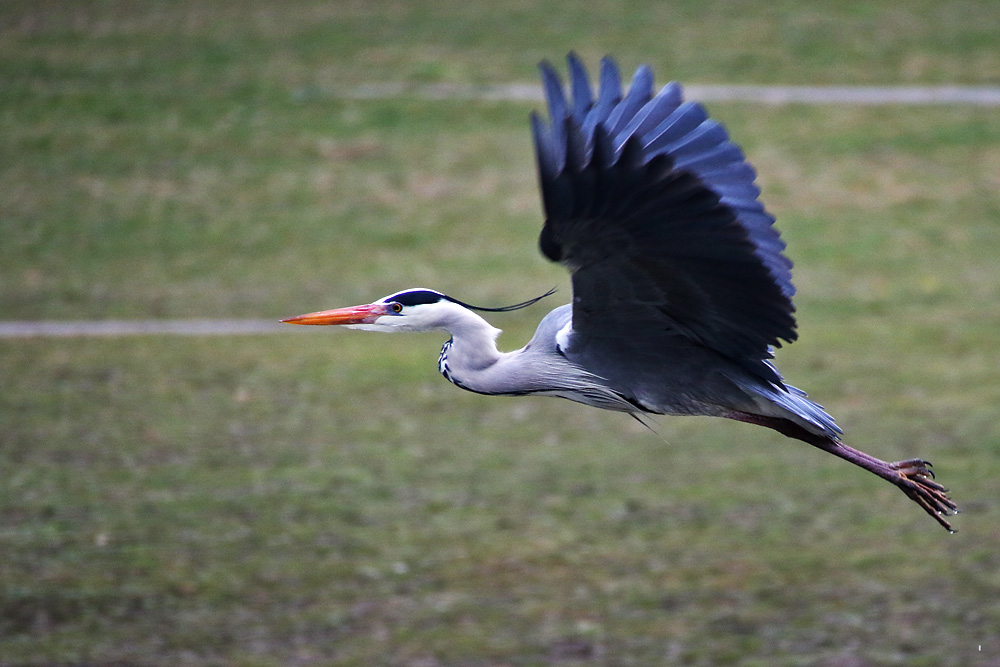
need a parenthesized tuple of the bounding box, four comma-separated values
(890, 459, 959, 532)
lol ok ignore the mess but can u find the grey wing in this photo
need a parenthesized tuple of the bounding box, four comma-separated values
(531, 54, 795, 382)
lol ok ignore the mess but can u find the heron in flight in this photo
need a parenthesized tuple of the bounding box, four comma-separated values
(284, 55, 957, 531)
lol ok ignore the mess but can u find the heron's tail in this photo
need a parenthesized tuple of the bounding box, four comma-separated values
(731, 376, 843, 440)
(773, 383, 842, 438)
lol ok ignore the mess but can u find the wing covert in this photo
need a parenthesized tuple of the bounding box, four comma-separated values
(532, 54, 796, 364)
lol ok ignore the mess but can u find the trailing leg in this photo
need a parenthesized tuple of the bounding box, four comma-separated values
(727, 411, 958, 531)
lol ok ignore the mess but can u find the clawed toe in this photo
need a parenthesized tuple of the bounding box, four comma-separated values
(891, 458, 934, 478)
(890, 459, 959, 532)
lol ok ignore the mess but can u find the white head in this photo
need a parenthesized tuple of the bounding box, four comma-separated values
(281, 287, 554, 334)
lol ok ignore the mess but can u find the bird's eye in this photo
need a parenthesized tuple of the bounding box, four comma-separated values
(390, 302, 403, 313)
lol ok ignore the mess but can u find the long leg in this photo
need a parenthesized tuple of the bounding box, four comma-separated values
(727, 411, 958, 531)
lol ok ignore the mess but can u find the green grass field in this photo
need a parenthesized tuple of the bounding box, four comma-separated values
(3, 1, 999, 664)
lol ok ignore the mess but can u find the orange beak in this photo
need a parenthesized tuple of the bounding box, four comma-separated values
(281, 303, 391, 326)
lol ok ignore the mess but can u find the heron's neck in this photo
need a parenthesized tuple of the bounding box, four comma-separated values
(441, 308, 503, 371)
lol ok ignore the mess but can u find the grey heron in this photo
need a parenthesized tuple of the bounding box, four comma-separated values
(283, 54, 957, 531)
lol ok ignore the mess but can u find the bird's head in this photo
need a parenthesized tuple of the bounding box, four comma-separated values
(281, 287, 555, 333)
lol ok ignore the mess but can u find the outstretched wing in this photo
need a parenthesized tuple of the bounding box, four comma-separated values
(531, 54, 795, 366)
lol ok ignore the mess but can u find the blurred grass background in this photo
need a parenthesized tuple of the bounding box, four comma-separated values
(2, 1, 999, 664)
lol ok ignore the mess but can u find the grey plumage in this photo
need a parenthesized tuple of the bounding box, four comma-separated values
(283, 55, 957, 531)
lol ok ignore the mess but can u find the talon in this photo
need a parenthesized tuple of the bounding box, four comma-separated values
(888, 458, 958, 532)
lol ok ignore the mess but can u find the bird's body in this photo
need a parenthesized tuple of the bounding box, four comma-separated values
(435, 302, 836, 438)
(283, 55, 957, 531)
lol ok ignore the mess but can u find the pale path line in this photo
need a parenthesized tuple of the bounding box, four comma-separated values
(336, 82, 1000, 106)
(7, 82, 995, 342)
(0, 320, 299, 338)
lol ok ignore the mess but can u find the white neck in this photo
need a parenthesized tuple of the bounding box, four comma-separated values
(436, 304, 503, 371)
